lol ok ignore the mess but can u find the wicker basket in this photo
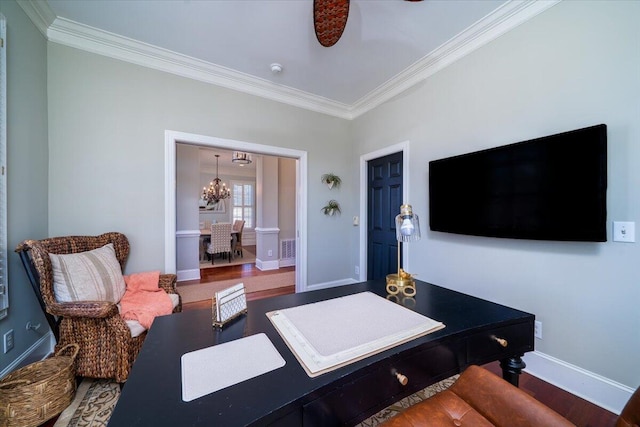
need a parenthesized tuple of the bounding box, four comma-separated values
(0, 343, 79, 427)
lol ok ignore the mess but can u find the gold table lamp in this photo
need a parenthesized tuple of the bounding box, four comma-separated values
(386, 204, 421, 297)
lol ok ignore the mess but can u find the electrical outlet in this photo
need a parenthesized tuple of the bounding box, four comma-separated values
(3, 329, 14, 353)
(355, 266, 359, 275)
(267, 249, 273, 257)
(534, 321, 542, 339)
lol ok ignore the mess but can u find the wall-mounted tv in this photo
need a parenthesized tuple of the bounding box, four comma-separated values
(429, 124, 607, 242)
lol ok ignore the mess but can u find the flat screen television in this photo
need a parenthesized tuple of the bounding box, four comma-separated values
(429, 124, 607, 242)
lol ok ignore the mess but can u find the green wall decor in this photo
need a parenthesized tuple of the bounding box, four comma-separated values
(321, 173, 341, 189)
(322, 200, 341, 216)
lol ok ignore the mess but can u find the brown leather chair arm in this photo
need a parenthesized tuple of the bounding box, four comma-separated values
(450, 365, 575, 427)
(381, 366, 576, 427)
(49, 301, 119, 318)
(381, 389, 497, 426)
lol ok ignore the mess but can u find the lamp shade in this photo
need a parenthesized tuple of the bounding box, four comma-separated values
(232, 151, 252, 165)
(395, 204, 421, 242)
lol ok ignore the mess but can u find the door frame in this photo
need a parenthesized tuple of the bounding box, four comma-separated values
(164, 130, 308, 293)
(358, 141, 410, 282)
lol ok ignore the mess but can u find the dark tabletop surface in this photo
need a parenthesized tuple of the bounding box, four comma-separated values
(108, 279, 533, 426)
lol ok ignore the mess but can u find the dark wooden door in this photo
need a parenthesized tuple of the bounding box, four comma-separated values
(367, 152, 403, 280)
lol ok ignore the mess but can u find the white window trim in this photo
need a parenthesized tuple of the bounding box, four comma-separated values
(0, 14, 8, 319)
(231, 180, 255, 229)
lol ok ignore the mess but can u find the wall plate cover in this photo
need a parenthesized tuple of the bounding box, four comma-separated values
(613, 221, 635, 243)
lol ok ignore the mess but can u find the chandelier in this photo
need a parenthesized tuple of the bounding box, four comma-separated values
(201, 154, 230, 204)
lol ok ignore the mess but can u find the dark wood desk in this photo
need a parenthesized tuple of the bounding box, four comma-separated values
(108, 280, 534, 426)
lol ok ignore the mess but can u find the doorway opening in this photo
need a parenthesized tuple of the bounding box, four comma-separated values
(164, 130, 308, 293)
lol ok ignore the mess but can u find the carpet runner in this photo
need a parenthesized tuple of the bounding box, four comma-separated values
(53, 379, 120, 427)
(199, 249, 256, 269)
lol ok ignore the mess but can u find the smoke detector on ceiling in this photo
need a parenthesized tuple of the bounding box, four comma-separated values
(270, 63, 283, 74)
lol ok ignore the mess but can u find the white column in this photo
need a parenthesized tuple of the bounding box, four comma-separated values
(175, 144, 201, 281)
(255, 156, 280, 270)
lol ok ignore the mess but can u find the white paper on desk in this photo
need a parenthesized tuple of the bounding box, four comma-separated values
(267, 292, 445, 377)
(181, 333, 285, 402)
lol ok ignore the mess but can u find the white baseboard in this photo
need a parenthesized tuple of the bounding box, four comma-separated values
(279, 258, 295, 268)
(306, 278, 359, 292)
(0, 331, 55, 379)
(256, 259, 279, 271)
(524, 351, 633, 415)
(177, 268, 200, 282)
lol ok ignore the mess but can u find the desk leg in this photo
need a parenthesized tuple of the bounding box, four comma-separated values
(500, 356, 526, 387)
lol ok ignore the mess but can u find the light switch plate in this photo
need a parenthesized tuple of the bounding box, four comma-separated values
(613, 221, 635, 243)
(3, 329, 13, 353)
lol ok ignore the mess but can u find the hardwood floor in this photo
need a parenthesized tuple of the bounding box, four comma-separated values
(182, 285, 295, 311)
(178, 245, 295, 310)
(483, 362, 618, 426)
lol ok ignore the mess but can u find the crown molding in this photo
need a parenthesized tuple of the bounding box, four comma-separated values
(17, 0, 55, 38)
(22, 0, 560, 121)
(45, 17, 353, 119)
(349, 0, 561, 118)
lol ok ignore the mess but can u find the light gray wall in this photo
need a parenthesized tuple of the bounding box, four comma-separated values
(46, 43, 353, 285)
(176, 143, 200, 274)
(177, 144, 200, 231)
(0, 1, 49, 371)
(278, 157, 296, 242)
(352, 0, 639, 387)
(259, 156, 279, 229)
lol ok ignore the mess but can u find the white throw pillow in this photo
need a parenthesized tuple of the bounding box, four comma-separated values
(50, 243, 126, 303)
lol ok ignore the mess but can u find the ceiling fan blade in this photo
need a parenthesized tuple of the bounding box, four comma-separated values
(313, 0, 350, 47)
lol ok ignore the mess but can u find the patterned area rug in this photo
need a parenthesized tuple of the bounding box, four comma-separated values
(199, 249, 256, 269)
(53, 379, 120, 427)
(355, 375, 459, 426)
(53, 374, 456, 426)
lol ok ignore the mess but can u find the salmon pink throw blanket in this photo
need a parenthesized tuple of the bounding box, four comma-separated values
(120, 271, 173, 329)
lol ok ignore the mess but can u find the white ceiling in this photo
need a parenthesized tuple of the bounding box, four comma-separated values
(199, 148, 256, 176)
(21, 0, 558, 118)
(45, 0, 505, 105)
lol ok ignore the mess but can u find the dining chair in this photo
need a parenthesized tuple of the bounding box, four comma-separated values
(207, 222, 233, 264)
(232, 220, 246, 257)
